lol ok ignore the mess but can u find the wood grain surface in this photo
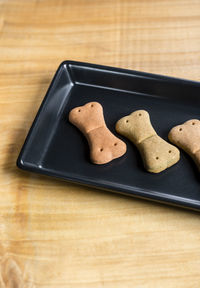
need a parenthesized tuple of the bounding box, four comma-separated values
(0, 0, 200, 287)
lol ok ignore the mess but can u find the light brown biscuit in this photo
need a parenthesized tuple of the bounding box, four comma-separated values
(69, 102, 127, 164)
(116, 110, 180, 173)
(168, 119, 200, 170)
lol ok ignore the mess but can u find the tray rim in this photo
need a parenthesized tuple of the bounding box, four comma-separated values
(66, 60, 200, 85)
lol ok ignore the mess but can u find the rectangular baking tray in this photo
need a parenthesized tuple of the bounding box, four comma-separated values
(17, 61, 200, 211)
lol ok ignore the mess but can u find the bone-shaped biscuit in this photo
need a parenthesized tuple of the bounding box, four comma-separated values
(116, 110, 180, 173)
(69, 102, 127, 164)
(168, 119, 200, 170)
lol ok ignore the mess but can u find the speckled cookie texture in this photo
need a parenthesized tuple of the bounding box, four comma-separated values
(168, 119, 200, 170)
(116, 110, 180, 173)
(69, 102, 127, 164)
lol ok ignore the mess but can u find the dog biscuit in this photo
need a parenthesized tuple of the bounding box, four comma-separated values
(116, 110, 180, 173)
(69, 102, 127, 164)
(168, 119, 200, 170)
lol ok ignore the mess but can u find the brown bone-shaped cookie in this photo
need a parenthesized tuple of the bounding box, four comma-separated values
(69, 102, 127, 164)
(168, 119, 200, 170)
(116, 110, 180, 173)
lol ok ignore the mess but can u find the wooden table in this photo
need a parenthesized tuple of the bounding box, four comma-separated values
(0, 0, 200, 287)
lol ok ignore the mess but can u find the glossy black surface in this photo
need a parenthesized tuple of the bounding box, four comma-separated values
(17, 61, 200, 211)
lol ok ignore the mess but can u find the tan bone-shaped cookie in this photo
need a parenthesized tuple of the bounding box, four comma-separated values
(168, 119, 200, 170)
(116, 110, 180, 173)
(69, 102, 127, 164)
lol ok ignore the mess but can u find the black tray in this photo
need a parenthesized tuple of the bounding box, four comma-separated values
(17, 61, 200, 211)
